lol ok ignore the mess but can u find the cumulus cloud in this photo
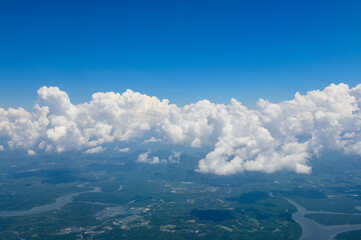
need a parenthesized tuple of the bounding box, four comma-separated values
(144, 137, 163, 143)
(84, 146, 105, 154)
(168, 151, 181, 163)
(137, 150, 160, 164)
(27, 150, 36, 156)
(1, 84, 361, 175)
(115, 147, 130, 152)
(0, 145, 3, 151)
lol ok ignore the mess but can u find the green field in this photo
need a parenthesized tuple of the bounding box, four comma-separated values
(1, 152, 361, 239)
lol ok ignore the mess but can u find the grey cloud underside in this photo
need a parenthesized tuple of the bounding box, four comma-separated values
(1, 83, 361, 175)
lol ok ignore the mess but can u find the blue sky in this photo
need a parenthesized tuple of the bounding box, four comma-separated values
(1, 0, 361, 109)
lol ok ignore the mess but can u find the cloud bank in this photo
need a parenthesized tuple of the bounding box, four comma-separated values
(1, 83, 361, 175)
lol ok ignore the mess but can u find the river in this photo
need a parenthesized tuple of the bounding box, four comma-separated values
(270, 193, 361, 240)
(0, 183, 101, 217)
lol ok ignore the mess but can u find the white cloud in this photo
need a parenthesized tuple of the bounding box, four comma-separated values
(0, 145, 3, 151)
(27, 150, 36, 156)
(115, 147, 130, 152)
(2, 83, 361, 175)
(144, 137, 163, 143)
(84, 146, 105, 154)
(168, 151, 181, 163)
(137, 150, 160, 164)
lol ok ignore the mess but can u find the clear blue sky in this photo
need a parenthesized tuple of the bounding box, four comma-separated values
(1, 0, 361, 109)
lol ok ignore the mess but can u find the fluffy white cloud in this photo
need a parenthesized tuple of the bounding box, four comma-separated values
(115, 147, 130, 153)
(137, 150, 160, 164)
(144, 137, 163, 143)
(27, 150, 36, 156)
(84, 146, 105, 154)
(168, 151, 181, 163)
(1, 84, 361, 175)
(0, 145, 3, 151)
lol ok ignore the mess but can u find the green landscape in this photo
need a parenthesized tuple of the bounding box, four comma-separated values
(1, 152, 361, 239)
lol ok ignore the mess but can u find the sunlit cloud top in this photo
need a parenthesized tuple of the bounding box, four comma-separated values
(1, 83, 361, 175)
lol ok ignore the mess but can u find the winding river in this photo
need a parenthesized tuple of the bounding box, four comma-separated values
(3, 187, 361, 240)
(270, 193, 361, 240)
(0, 183, 101, 217)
